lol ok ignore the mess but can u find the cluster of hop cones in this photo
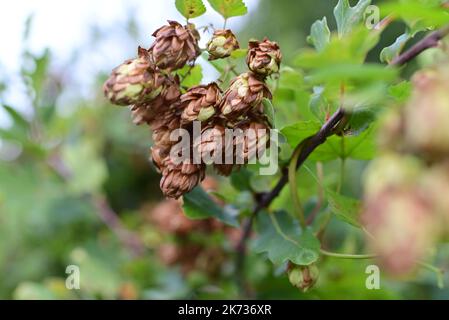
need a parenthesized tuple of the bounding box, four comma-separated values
(104, 20, 282, 199)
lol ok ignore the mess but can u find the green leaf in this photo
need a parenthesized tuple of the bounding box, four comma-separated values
(307, 17, 331, 52)
(389, 81, 411, 103)
(1, 104, 29, 129)
(295, 26, 380, 69)
(278, 67, 304, 91)
(262, 98, 275, 127)
(177, 64, 203, 87)
(253, 211, 320, 266)
(347, 108, 377, 135)
(22, 49, 51, 107)
(230, 168, 253, 191)
(62, 140, 108, 195)
(281, 121, 321, 148)
(207, 0, 247, 19)
(311, 125, 377, 161)
(308, 63, 398, 85)
(326, 190, 361, 228)
(183, 186, 238, 226)
(380, 0, 449, 30)
(380, 33, 412, 64)
(334, 0, 372, 37)
(230, 48, 247, 59)
(175, 0, 206, 19)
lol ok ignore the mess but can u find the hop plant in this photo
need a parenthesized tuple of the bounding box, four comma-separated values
(247, 38, 282, 77)
(207, 29, 240, 60)
(149, 20, 201, 71)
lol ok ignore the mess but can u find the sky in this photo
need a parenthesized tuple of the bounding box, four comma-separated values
(0, 0, 258, 127)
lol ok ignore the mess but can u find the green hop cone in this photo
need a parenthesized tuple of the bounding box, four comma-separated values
(287, 263, 319, 292)
(207, 29, 240, 61)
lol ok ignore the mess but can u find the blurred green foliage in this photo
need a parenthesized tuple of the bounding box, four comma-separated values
(0, 0, 449, 300)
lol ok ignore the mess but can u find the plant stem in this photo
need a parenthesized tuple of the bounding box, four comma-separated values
(320, 249, 377, 260)
(288, 140, 308, 228)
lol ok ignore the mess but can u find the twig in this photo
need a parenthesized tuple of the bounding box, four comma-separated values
(92, 195, 146, 257)
(320, 249, 377, 260)
(391, 24, 449, 66)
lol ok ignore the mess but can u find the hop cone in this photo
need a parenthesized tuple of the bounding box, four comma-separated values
(363, 188, 436, 276)
(420, 162, 449, 235)
(219, 72, 272, 120)
(180, 83, 221, 125)
(103, 47, 158, 106)
(130, 75, 181, 125)
(234, 117, 271, 164)
(160, 157, 206, 199)
(247, 38, 282, 77)
(149, 20, 201, 71)
(195, 124, 229, 165)
(403, 68, 449, 159)
(207, 29, 240, 61)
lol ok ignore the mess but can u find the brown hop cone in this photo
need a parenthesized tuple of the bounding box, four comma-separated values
(234, 117, 271, 164)
(213, 164, 236, 176)
(149, 20, 200, 71)
(150, 106, 182, 148)
(130, 75, 181, 125)
(219, 72, 272, 120)
(180, 83, 221, 125)
(103, 47, 158, 106)
(247, 38, 282, 77)
(160, 157, 206, 199)
(207, 29, 240, 60)
(194, 124, 231, 165)
(150, 145, 170, 173)
(403, 67, 449, 159)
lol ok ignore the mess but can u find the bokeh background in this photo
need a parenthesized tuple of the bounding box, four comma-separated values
(0, 0, 448, 299)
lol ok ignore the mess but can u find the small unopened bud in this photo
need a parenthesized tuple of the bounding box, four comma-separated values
(287, 263, 319, 292)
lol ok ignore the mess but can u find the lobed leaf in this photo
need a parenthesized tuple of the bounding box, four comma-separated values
(175, 0, 207, 19)
(207, 0, 247, 19)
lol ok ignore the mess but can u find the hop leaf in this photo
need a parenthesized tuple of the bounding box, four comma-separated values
(334, 0, 372, 37)
(207, 0, 247, 19)
(307, 17, 331, 52)
(175, 0, 207, 19)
